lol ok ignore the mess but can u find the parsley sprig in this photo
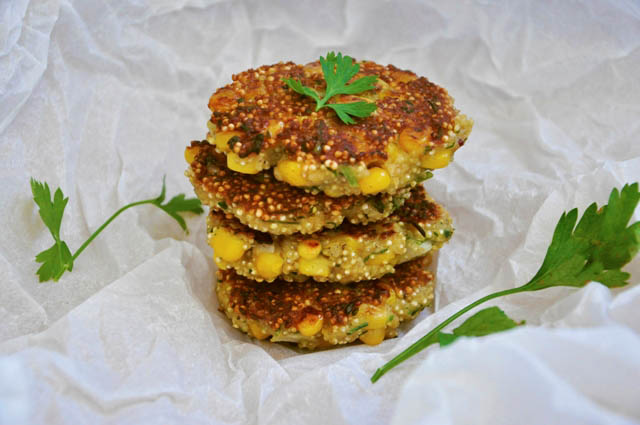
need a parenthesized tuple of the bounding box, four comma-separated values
(283, 52, 378, 124)
(31, 177, 203, 282)
(371, 183, 640, 382)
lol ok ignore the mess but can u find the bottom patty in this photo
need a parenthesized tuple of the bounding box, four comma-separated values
(216, 255, 435, 349)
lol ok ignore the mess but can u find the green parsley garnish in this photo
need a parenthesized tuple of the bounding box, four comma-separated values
(337, 165, 358, 187)
(31, 177, 203, 282)
(264, 220, 299, 225)
(416, 171, 433, 183)
(283, 52, 378, 124)
(371, 183, 640, 382)
(437, 306, 524, 347)
(364, 248, 389, 263)
(368, 197, 386, 214)
(348, 322, 368, 335)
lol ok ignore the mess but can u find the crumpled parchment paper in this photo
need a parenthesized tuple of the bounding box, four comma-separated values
(1, 0, 639, 424)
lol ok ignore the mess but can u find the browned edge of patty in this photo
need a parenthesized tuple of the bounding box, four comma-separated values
(217, 255, 434, 330)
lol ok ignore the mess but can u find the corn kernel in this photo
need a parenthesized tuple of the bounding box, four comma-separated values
(360, 328, 386, 346)
(398, 129, 428, 154)
(365, 308, 389, 330)
(324, 186, 342, 197)
(214, 256, 227, 269)
(211, 228, 246, 262)
(275, 160, 307, 186)
(227, 152, 261, 174)
(367, 251, 395, 266)
(299, 256, 331, 277)
(212, 131, 243, 153)
(184, 146, 200, 164)
(267, 120, 284, 138)
(337, 235, 362, 252)
(358, 167, 391, 195)
(248, 321, 270, 340)
(255, 252, 284, 280)
(386, 143, 399, 162)
(297, 314, 323, 336)
(421, 149, 452, 169)
(298, 240, 322, 259)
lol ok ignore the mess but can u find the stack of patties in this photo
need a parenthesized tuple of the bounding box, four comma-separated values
(185, 57, 472, 349)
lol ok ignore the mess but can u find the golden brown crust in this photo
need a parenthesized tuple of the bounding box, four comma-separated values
(190, 140, 355, 218)
(218, 255, 434, 329)
(208, 60, 464, 167)
(210, 185, 448, 242)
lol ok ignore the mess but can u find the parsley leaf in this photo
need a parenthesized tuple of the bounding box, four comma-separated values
(31, 177, 203, 282)
(371, 183, 639, 382)
(327, 102, 377, 125)
(34, 242, 74, 283)
(523, 183, 640, 291)
(438, 307, 523, 347)
(152, 177, 204, 232)
(31, 179, 74, 281)
(283, 52, 378, 124)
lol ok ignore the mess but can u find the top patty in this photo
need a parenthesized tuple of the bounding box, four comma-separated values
(206, 58, 473, 197)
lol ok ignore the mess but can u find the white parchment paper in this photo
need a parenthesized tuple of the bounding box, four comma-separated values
(1, 1, 639, 424)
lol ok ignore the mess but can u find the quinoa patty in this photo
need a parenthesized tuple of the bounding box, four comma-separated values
(206, 59, 472, 197)
(208, 186, 452, 283)
(216, 255, 435, 349)
(186, 141, 414, 235)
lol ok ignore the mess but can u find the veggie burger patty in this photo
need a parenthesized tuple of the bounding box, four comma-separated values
(186, 141, 414, 235)
(208, 185, 452, 283)
(216, 255, 436, 349)
(205, 59, 472, 197)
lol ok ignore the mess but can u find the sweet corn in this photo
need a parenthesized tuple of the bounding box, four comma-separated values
(297, 315, 323, 336)
(255, 252, 284, 280)
(212, 131, 243, 153)
(367, 251, 395, 266)
(211, 228, 246, 262)
(267, 120, 284, 138)
(214, 256, 227, 269)
(248, 321, 270, 340)
(386, 143, 399, 162)
(299, 256, 331, 277)
(184, 146, 200, 164)
(298, 240, 322, 259)
(421, 149, 452, 169)
(358, 167, 391, 194)
(276, 160, 307, 186)
(365, 308, 389, 330)
(337, 235, 363, 252)
(360, 328, 386, 346)
(324, 186, 342, 197)
(398, 129, 427, 154)
(227, 152, 261, 174)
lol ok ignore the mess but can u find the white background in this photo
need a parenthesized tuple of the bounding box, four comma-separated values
(1, 1, 639, 424)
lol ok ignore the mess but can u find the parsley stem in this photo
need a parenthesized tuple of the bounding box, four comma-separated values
(370, 286, 525, 383)
(71, 198, 156, 261)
